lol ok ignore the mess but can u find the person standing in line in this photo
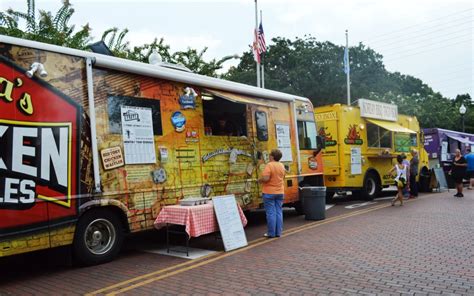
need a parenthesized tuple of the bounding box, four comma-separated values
(401, 153, 411, 198)
(450, 149, 467, 197)
(464, 147, 474, 190)
(389, 155, 409, 206)
(409, 149, 419, 199)
(258, 149, 285, 238)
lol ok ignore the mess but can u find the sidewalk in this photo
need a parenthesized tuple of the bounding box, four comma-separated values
(1, 190, 472, 295)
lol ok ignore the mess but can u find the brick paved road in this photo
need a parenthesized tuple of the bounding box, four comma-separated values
(1, 190, 472, 295)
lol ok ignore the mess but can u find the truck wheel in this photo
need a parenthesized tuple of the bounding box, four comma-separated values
(294, 201, 304, 215)
(361, 172, 380, 201)
(73, 210, 124, 266)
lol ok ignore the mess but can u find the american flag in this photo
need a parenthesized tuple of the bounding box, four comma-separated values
(252, 29, 261, 63)
(252, 21, 267, 63)
(257, 22, 266, 54)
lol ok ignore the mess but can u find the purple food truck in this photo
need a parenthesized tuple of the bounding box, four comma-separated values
(423, 128, 474, 187)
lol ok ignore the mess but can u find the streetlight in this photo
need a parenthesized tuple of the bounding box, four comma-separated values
(459, 103, 467, 132)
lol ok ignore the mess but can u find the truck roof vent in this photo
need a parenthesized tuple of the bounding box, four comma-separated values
(88, 41, 114, 56)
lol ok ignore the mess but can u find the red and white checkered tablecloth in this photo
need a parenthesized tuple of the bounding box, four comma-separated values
(154, 201, 248, 238)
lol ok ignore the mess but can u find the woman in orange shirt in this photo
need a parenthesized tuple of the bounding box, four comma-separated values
(258, 149, 286, 238)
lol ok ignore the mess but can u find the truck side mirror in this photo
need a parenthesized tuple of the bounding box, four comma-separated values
(317, 135, 326, 150)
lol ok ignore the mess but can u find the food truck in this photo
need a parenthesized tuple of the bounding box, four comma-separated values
(0, 35, 323, 265)
(423, 128, 474, 187)
(315, 99, 430, 201)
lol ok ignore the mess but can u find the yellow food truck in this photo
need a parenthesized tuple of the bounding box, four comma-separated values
(0, 35, 323, 265)
(315, 99, 430, 201)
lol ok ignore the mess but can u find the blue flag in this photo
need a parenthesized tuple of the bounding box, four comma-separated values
(344, 46, 350, 74)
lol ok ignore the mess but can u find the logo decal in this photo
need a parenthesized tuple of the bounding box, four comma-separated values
(344, 124, 363, 145)
(318, 127, 337, 146)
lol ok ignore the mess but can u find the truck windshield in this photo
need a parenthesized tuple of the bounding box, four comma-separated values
(297, 121, 317, 149)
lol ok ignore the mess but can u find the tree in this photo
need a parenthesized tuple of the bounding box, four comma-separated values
(0, 0, 92, 49)
(224, 36, 393, 106)
(225, 35, 472, 132)
(100, 28, 237, 77)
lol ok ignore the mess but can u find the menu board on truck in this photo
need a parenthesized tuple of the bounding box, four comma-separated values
(350, 147, 362, 175)
(121, 105, 157, 164)
(275, 123, 292, 162)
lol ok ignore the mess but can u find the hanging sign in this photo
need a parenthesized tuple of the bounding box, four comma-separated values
(121, 105, 157, 164)
(359, 99, 398, 121)
(100, 146, 125, 170)
(179, 87, 197, 109)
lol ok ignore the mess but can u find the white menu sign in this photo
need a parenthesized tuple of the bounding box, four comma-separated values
(358, 99, 398, 121)
(275, 123, 292, 162)
(213, 195, 248, 252)
(441, 141, 448, 162)
(121, 106, 157, 164)
(350, 147, 362, 175)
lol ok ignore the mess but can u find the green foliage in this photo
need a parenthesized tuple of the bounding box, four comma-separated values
(225, 35, 473, 133)
(100, 29, 237, 77)
(0, 0, 92, 49)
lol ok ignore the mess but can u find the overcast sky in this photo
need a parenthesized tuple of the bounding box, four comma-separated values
(2, 0, 473, 100)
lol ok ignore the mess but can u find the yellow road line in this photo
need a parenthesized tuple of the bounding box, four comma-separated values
(99, 202, 394, 295)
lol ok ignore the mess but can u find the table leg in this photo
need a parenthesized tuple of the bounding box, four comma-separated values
(186, 233, 189, 257)
(166, 223, 170, 254)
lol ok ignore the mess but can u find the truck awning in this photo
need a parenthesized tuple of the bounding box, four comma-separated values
(446, 134, 474, 144)
(204, 89, 278, 108)
(366, 119, 416, 134)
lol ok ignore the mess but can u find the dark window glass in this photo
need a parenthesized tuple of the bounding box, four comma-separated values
(203, 96, 247, 137)
(380, 128, 392, 148)
(367, 123, 379, 147)
(297, 120, 317, 149)
(367, 123, 392, 148)
(108, 95, 162, 135)
(255, 111, 268, 141)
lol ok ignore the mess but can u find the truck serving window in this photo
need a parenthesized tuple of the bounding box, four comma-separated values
(297, 120, 317, 149)
(107, 95, 163, 135)
(203, 96, 247, 137)
(255, 111, 268, 141)
(367, 123, 392, 148)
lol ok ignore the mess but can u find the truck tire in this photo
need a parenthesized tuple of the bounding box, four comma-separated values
(360, 172, 381, 201)
(294, 201, 304, 215)
(73, 209, 124, 266)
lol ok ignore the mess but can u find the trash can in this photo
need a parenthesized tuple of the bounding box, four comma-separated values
(301, 186, 326, 220)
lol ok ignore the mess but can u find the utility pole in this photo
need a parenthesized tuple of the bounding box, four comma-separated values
(260, 10, 265, 89)
(345, 29, 351, 105)
(255, 0, 261, 88)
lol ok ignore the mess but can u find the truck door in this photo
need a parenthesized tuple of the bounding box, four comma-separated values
(316, 114, 340, 175)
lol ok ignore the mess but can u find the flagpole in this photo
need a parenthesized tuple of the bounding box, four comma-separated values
(260, 10, 265, 89)
(255, 0, 261, 88)
(345, 29, 351, 105)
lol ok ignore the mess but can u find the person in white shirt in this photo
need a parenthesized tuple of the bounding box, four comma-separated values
(389, 154, 409, 206)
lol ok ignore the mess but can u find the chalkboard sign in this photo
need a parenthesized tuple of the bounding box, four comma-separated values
(213, 195, 248, 252)
(433, 168, 449, 191)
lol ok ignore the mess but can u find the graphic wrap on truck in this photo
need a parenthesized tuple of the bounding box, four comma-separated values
(0, 56, 81, 237)
(0, 39, 323, 263)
